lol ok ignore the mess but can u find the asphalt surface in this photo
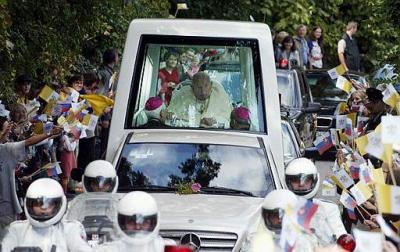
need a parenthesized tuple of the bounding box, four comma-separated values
(315, 160, 339, 202)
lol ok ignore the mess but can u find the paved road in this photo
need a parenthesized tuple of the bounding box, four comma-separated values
(315, 160, 339, 202)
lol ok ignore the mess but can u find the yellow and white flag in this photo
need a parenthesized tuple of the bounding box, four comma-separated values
(82, 114, 99, 132)
(39, 85, 59, 102)
(382, 84, 400, 108)
(336, 76, 353, 94)
(328, 64, 347, 80)
(350, 181, 373, 205)
(381, 116, 400, 144)
(376, 183, 400, 215)
(372, 168, 385, 184)
(334, 102, 348, 116)
(331, 168, 354, 189)
(353, 229, 383, 252)
(356, 124, 393, 164)
(80, 94, 114, 116)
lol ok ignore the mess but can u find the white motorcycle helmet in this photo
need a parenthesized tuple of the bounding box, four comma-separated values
(285, 158, 320, 199)
(117, 191, 159, 245)
(82, 160, 118, 193)
(24, 178, 67, 228)
(262, 189, 298, 232)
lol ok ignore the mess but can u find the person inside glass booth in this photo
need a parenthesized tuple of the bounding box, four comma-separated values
(230, 106, 251, 130)
(158, 52, 180, 105)
(161, 71, 232, 128)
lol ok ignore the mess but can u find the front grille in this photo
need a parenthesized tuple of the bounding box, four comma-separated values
(160, 230, 238, 252)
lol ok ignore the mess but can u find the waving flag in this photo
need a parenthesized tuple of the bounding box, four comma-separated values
(313, 132, 333, 155)
(372, 168, 385, 184)
(376, 183, 400, 215)
(349, 163, 360, 180)
(340, 191, 357, 210)
(334, 102, 348, 116)
(42, 162, 62, 177)
(381, 116, 400, 144)
(39, 85, 59, 102)
(344, 118, 353, 137)
(350, 181, 373, 205)
(353, 229, 383, 252)
(80, 94, 114, 116)
(328, 64, 347, 79)
(336, 76, 353, 94)
(359, 163, 372, 184)
(296, 200, 319, 233)
(382, 84, 400, 108)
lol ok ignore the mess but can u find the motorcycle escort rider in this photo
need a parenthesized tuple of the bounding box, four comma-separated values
(65, 160, 120, 247)
(285, 158, 347, 239)
(1, 178, 91, 252)
(95, 191, 168, 252)
(247, 189, 346, 252)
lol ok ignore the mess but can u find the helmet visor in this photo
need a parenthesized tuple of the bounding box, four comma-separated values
(286, 174, 317, 195)
(84, 176, 116, 193)
(262, 208, 284, 231)
(26, 197, 62, 221)
(118, 213, 157, 237)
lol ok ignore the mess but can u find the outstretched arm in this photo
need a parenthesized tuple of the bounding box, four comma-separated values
(24, 127, 63, 147)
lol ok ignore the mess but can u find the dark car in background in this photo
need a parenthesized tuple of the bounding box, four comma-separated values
(305, 69, 369, 132)
(277, 68, 320, 147)
(305, 69, 369, 160)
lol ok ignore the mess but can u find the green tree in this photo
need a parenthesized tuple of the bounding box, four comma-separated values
(0, 0, 169, 104)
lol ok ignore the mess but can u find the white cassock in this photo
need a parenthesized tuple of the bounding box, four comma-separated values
(166, 81, 232, 128)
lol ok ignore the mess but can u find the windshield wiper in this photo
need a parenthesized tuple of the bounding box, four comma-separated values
(132, 185, 177, 192)
(201, 186, 255, 197)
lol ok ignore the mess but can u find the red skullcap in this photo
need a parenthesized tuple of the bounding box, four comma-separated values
(145, 97, 163, 111)
(234, 107, 250, 121)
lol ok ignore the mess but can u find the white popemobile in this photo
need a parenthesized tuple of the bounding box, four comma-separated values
(105, 19, 289, 251)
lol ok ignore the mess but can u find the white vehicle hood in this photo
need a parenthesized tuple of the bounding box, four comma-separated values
(152, 193, 263, 233)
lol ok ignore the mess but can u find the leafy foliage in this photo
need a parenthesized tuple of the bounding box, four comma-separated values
(184, 0, 400, 74)
(1, 0, 399, 104)
(0, 0, 169, 104)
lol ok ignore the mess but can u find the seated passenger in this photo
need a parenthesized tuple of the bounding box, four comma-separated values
(163, 72, 232, 128)
(230, 106, 251, 130)
(142, 97, 165, 128)
(158, 52, 180, 105)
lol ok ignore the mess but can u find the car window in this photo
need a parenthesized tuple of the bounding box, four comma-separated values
(117, 143, 275, 197)
(127, 35, 265, 132)
(307, 73, 348, 101)
(281, 122, 298, 165)
(277, 72, 301, 108)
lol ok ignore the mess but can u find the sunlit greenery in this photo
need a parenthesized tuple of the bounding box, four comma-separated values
(0, 0, 399, 103)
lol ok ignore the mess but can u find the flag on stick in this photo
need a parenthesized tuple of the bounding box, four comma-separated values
(328, 64, 347, 79)
(375, 183, 400, 215)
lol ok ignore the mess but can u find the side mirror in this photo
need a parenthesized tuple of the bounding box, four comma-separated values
(302, 102, 321, 113)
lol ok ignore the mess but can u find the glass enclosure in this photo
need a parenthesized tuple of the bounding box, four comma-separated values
(277, 71, 301, 108)
(127, 35, 265, 132)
